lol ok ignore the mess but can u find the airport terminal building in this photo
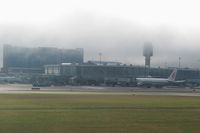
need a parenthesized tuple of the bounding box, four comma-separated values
(44, 63, 200, 86)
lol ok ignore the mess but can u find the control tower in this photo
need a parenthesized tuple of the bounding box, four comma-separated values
(143, 42, 153, 68)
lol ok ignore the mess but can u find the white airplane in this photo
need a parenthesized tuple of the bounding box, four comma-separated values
(136, 68, 180, 88)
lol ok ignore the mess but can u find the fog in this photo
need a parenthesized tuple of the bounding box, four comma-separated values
(1, 0, 200, 69)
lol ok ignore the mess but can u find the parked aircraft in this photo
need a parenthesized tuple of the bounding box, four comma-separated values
(136, 68, 181, 88)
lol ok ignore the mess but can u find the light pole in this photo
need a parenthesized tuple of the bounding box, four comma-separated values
(99, 53, 102, 65)
(179, 57, 181, 69)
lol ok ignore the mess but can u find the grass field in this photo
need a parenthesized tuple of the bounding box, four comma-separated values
(0, 93, 200, 133)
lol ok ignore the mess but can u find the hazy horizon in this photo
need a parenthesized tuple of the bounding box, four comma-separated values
(1, 0, 200, 68)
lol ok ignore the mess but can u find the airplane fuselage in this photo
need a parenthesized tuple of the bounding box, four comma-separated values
(136, 68, 178, 88)
(136, 78, 173, 87)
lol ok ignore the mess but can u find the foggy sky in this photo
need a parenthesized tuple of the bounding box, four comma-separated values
(1, 0, 200, 69)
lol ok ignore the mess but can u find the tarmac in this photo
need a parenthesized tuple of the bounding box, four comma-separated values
(0, 84, 200, 96)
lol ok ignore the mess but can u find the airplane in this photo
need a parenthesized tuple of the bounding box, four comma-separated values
(136, 68, 182, 88)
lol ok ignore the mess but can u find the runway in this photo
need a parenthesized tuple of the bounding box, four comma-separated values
(0, 84, 200, 96)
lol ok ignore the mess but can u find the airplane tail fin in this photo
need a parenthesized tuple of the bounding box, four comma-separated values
(168, 68, 177, 81)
